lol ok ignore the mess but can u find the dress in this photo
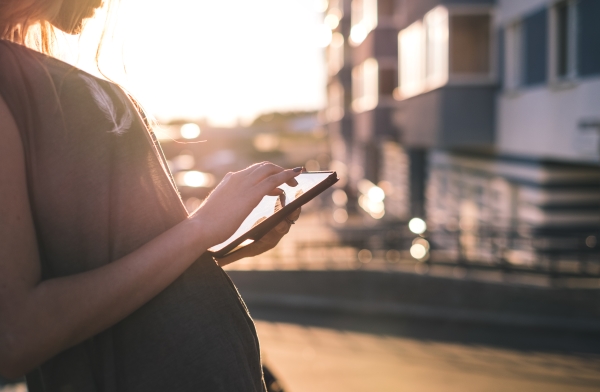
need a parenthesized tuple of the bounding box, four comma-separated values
(0, 40, 266, 392)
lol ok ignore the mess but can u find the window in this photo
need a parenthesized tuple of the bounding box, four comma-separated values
(328, 32, 345, 75)
(556, 2, 570, 77)
(399, 20, 425, 99)
(504, 22, 523, 90)
(523, 8, 548, 86)
(327, 81, 345, 122)
(350, 0, 378, 45)
(379, 68, 396, 96)
(504, 8, 548, 89)
(552, 1, 577, 79)
(425, 6, 449, 89)
(397, 6, 491, 100)
(577, 0, 600, 77)
(352, 58, 379, 112)
(449, 14, 491, 74)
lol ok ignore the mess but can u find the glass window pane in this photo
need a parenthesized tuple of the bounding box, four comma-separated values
(504, 22, 522, 89)
(449, 14, 491, 74)
(379, 68, 396, 95)
(522, 8, 548, 86)
(425, 6, 449, 88)
(352, 58, 379, 112)
(577, 0, 600, 76)
(399, 20, 425, 98)
(556, 1, 569, 77)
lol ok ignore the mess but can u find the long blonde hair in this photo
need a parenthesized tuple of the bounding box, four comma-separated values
(0, 0, 116, 59)
(0, 0, 58, 53)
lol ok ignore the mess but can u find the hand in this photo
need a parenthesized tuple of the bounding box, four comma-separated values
(215, 208, 301, 266)
(190, 162, 301, 248)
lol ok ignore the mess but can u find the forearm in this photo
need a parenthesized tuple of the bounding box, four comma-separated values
(3, 217, 209, 378)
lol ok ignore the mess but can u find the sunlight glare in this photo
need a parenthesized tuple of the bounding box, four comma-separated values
(60, 0, 327, 125)
(180, 123, 201, 139)
(176, 171, 215, 188)
(316, 24, 333, 47)
(325, 14, 340, 29)
(350, 24, 368, 45)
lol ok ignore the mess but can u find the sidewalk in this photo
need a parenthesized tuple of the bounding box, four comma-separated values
(255, 315, 600, 392)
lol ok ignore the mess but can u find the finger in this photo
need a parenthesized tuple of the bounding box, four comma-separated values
(274, 219, 291, 235)
(286, 178, 299, 187)
(255, 168, 301, 196)
(285, 169, 302, 187)
(257, 231, 285, 249)
(287, 207, 301, 222)
(239, 162, 268, 174)
(248, 162, 285, 182)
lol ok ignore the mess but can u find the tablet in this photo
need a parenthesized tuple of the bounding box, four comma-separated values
(207, 171, 338, 257)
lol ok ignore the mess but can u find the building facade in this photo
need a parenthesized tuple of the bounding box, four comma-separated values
(324, 0, 600, 264)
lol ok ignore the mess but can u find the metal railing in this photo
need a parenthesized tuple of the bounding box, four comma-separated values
(226, 214, 599, 287)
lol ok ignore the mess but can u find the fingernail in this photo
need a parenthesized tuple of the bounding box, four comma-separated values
(293, 167, 302, 172)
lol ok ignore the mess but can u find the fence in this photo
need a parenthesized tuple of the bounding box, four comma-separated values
(239, 216, 600, 287)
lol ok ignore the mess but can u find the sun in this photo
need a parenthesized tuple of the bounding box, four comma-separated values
(57, 0, 327, 126)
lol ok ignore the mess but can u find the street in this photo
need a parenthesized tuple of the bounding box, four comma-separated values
(254, 306, 600, 392)
(2, 307, 600, 392)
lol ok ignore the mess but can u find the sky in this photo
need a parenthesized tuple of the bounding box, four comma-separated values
(59, 0, 329, 126)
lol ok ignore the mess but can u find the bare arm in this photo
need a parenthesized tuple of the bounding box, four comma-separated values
(0, 96, 300, 379)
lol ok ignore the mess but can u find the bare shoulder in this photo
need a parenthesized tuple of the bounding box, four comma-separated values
(0, 94, 41, 288)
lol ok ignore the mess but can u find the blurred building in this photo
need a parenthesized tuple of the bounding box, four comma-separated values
(324, 0, 600, 263)
(326, 0, 412, 221)
(157, 113, 328, 212)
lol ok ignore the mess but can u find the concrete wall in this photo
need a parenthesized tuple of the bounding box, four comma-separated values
(399, 0, 495, 29)
(497, 0, 552, 25)
(498, 78, 600, 164)
(352, 28, 399, 65)
(394, 86, 496, 149)
(227, 270, 600, 331)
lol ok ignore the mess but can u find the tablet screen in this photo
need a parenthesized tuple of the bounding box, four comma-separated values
(208, 172, 332, 253)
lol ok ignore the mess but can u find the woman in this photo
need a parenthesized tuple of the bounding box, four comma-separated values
(0, 0, 301, 390)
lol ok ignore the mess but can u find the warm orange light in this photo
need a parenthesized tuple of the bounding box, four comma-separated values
(58, 0, 327, 125)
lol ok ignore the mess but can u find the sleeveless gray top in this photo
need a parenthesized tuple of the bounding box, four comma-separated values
(0, 40, 265, 392)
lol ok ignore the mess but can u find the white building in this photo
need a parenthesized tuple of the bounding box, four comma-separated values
(324, 0, 600, 265)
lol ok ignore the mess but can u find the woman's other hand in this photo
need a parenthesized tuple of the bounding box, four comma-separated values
(189, 162, 301, 248)
(215, 208, 301, 267)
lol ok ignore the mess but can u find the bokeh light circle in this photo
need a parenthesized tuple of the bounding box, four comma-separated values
(410, 244, 427, 260)
(408, 218, 427, 234)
